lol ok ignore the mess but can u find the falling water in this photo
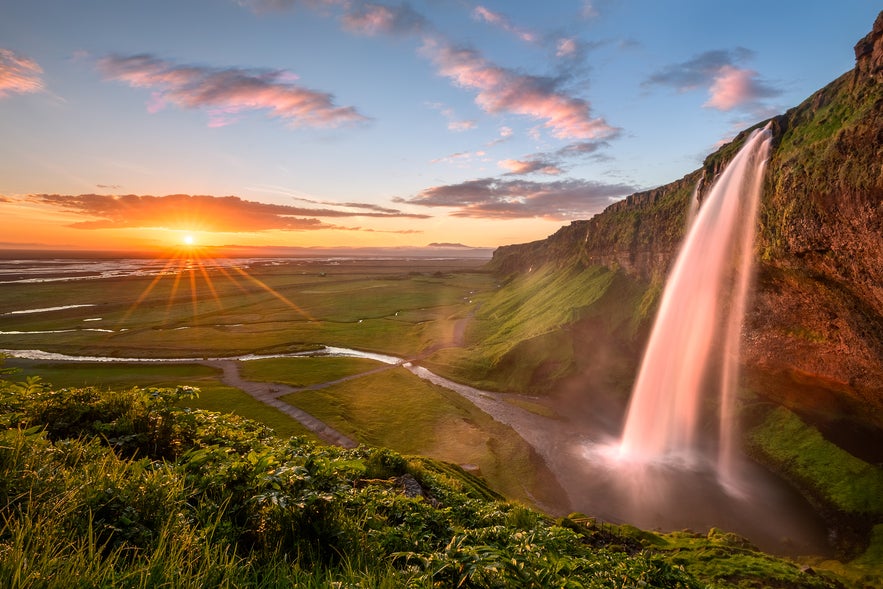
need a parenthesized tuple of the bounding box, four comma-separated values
(685, 175, 703, 228)
(619, 126, 772, 489)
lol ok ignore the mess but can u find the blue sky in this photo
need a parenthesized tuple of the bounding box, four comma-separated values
(0, 1, 877, 251)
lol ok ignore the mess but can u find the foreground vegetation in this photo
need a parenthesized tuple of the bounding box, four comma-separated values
(0, 365, 865, 589)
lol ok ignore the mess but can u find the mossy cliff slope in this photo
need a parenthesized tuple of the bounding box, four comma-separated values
(486, 13, 883, 432)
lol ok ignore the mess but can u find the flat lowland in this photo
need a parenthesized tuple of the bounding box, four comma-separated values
(0, 257, 493, 357)
(0, 256, 561, 503)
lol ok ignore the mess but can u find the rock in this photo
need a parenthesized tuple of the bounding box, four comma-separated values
(399, 474, 424, 498)
(854, 11, 883, 81)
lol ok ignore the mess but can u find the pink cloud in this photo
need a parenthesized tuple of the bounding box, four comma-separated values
(556, 38, 578, 58)
(98, 54, 368, 128)
(448, 119, 477, 132)
(0, 49, 44, 98)
(498, 159, 562, 176)
(472, 6, 536, 43)
(645, 49, 781, 112)
(426, 101, 477, 132)
(342, 3, 426, 36)
(704, 65, 769, 111)
(422, 39, 616, 140)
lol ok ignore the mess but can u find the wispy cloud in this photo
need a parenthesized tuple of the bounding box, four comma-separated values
(0, 48, 44, 98)
(397, 177, 634, 220)
(430, 150, 486, 165)
(556, 38, 579, 58)
(498, 159, 562, 176)
(342, 2, 427, 36)
(291, 195, 423, 215)
(29, 193, 427, 232)
(581, 1, 600, 19)
(497, 140, 609, 176)
(644, 48, 781, 112)
(422, 38, 617, 140)
(426, 101, 476, 132)
(98, 54, 369, 128)
(472, 6, 536, 43)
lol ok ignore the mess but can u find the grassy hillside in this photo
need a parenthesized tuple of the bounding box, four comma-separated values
(423, 263, 648, 395)
(0, 365, 869, 588)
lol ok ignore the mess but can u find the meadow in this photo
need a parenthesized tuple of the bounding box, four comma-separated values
(0, 256, 557, 503)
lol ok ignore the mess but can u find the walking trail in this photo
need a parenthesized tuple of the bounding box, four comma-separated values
(199, 311, 478, 448)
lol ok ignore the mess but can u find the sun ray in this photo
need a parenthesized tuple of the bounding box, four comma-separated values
(116, 255, 182, 329)
(164, 258, 187, 324)
(188, 263, 199, 325)
(194, 254, 224, 312)
(230, 266, 315, 321)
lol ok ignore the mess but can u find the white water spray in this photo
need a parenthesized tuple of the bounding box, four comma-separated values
(619, 126, 772, 489)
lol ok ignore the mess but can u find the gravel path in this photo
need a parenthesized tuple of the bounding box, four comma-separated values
(200, 359, 360, 448)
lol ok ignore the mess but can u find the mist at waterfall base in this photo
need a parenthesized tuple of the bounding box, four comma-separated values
(566, 127, 830, 555)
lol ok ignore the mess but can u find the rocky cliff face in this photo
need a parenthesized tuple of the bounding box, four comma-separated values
(490, 13, 883, 430)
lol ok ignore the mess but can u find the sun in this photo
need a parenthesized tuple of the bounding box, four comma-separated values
(182, 234, 195, 246)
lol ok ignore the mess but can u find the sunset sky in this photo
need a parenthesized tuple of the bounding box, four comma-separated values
(1, 1, 877, 253)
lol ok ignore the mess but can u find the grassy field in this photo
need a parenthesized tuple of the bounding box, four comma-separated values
(279, 365, 565, 508)
(0, 258, 493, 358)
(239, 356, 389, 387)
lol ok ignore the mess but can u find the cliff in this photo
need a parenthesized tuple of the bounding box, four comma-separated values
(488, 13, 883, 430)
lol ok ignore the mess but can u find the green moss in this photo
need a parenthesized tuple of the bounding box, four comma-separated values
(747, 407, 883, 516)
(785, 325, 828, 343)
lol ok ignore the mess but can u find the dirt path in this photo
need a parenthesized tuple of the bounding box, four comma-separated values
(201, 359, 359, 448)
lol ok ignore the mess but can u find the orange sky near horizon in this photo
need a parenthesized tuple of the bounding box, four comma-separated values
(0, 193, 562, 252)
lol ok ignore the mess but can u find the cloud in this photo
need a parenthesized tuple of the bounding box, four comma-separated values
(397, 177, 635, 220)
(342, 2, 427, 36)
(426, 101, 476, 132)
(0, 195, 13, 203)
(644, 49, 750, 92)
(644, 48, 781, 111)
(472, 6, 536, 43)
(497, 140, 608, 176)
(556, 38, 579, 58)
(703, 65, 781, 111)
(498, 159, 562, 176)
(29, 193, 428, 232)
(98, 54, 368, 128)
(581, 1, 600, 19)
(291, 195, 424, 215)
(422, 38, 617, 140)
(0, 48, 44, 98)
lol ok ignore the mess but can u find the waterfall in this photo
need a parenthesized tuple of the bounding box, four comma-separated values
(618, 126, 772, 487)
